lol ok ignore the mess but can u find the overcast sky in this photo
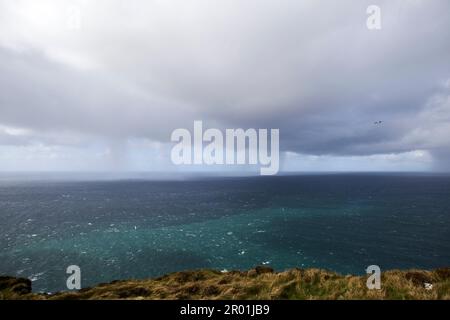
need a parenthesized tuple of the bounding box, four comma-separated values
(0, 0, 449, 173)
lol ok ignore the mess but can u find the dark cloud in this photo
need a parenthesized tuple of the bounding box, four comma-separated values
(0, 0, 449, 170)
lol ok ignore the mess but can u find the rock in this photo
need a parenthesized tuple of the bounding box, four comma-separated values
(0, 276, 32, 295)
(254, 266, 274, 275)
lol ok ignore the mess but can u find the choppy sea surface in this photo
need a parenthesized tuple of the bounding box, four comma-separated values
(0, 174, 449, 293)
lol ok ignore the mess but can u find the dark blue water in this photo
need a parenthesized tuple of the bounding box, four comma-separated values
(1, 174, 449, 293)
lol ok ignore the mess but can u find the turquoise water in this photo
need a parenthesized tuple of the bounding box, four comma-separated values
(0, 174, 449, 292)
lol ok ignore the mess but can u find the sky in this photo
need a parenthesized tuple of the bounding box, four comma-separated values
(0, 0, 449, 173)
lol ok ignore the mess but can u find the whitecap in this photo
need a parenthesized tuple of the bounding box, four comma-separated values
(29, 272, 45, 282)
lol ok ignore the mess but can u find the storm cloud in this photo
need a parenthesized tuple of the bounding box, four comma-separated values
(0, 0, 449, 172)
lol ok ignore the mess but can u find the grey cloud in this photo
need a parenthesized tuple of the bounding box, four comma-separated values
(0, 0, 449, 169)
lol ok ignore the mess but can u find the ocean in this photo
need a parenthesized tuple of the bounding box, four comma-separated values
(0, 174, 449, 293)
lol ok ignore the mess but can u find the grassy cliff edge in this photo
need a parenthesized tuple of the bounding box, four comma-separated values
(2, 266, 450, 300)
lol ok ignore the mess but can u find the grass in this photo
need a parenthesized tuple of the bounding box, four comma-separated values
(1, 267, 450, 300)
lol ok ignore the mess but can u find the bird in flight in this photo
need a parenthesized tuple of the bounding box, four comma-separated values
(374, 121, 383, 125)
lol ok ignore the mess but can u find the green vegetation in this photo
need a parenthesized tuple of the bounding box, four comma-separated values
(1, 266, 450, 300)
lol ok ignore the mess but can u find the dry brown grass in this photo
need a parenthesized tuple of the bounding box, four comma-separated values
(1, 267, 450, 300)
